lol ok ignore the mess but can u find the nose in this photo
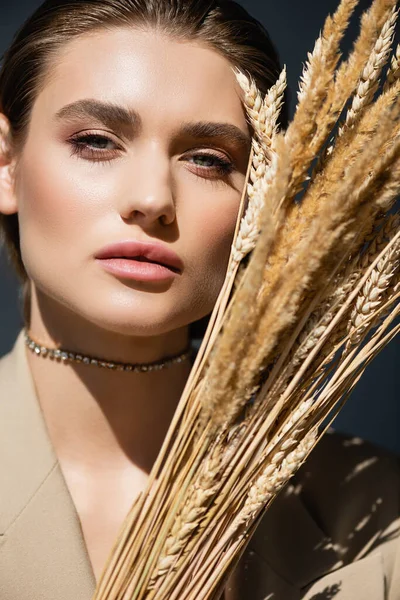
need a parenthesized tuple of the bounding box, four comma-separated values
(119, 145, 176, 227)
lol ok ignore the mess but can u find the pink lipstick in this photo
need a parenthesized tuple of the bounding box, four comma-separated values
(95, 239, 183, 282)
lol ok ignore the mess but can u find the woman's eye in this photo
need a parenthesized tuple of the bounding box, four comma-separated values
(186, 153, 234, 178)
(68, 133, 120, 164)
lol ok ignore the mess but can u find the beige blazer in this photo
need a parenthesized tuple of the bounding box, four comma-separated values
(1, 329, 400, 600)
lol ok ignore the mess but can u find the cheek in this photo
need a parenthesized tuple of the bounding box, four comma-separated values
(183, 187, 240, 279)
(14, 146, 112, 276)
(174, 190, 240, 322)
(17, 149, 98, 233)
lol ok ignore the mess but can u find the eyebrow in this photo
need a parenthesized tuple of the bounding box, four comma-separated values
(53, 98, 252, 152)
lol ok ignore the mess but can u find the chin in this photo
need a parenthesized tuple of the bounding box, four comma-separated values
(35, 281, 194, 338)
(75, 303, 185, 338)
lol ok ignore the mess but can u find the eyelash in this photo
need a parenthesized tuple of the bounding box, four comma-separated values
(67, 133, 235, 178)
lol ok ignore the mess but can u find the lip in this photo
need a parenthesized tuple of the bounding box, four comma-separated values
(96, 257, 179, 282)
(95, 239, 183, 274)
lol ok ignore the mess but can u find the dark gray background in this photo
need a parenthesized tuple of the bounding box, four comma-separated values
(0, 0, 398, 452)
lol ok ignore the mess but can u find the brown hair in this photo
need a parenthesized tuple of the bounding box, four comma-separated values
(0, 0, 289, 339)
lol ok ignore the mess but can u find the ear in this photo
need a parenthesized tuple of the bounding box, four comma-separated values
(0, 113, 18, 215)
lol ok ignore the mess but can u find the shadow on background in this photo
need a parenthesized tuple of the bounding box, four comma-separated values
(0, 0, 398, 453)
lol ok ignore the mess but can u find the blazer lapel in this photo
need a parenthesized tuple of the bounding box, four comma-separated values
(0, 329, 96, 600)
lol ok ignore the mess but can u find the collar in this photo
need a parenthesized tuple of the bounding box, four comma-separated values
(0, 329, 96, 598)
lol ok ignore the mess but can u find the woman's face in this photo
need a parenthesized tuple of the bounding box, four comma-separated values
(9, 27, 251, 336)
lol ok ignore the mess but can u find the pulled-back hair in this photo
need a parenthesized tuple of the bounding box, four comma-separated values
(0, 0, 289, 339)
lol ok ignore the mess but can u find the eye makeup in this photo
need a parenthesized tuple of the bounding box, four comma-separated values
(67, 132, 236, 179)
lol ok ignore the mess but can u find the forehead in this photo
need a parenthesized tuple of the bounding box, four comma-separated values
(34, 27, 248, 129)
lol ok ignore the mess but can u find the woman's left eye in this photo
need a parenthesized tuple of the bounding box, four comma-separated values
(68, 133, 235, 177)
(185, 153, 234, 177)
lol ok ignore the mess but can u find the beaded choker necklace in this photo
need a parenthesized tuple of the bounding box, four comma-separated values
(24, 328, 194, 373)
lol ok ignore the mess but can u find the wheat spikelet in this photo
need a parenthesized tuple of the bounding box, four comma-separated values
(226, 138, 268, 272)
(233, 66, 287, 157)
(297, 34, 324, 104)
(243, 431, 317, 519)
(285, 284, 356, 376)
(265, 398, 315, 455)
(226, 67, 287, 275)
(227, 146, 279, 275)
(340, 6, 398, 134)
(363, 213, 400, 263)
(367, 270, 400, 331)
(260, 66, 287, 144)
(345, 231, 400, 348)
(248, 138, 268, 190)
(374, 155, 400, 212)
(384, 42, 400, 91)
(147, 451, 222, 585)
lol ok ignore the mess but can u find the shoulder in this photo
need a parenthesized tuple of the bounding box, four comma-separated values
(292, 427, 400, 561)
(243, 428, 400, 596)
(295, 426, 400, 505)
(299, 426, 400, 476)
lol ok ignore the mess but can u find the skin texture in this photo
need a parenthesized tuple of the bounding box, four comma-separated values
(0, 26, 251, 580)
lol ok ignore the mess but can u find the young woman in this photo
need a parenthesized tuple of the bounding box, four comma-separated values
(0, 1, 399, 599)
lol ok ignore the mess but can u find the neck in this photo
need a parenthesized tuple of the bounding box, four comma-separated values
(26, 345, 193, 473)
(26, 288, 196, 476)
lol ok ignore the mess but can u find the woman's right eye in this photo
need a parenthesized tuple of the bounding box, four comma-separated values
(68, 133, 121, 164)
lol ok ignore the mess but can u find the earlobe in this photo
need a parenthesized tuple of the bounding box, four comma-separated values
(0, 112, 18, 215)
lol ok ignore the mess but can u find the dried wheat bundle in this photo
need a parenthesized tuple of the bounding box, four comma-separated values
(92, 0, 400, 598)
